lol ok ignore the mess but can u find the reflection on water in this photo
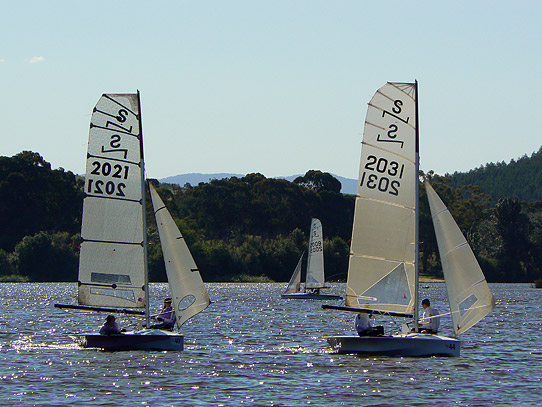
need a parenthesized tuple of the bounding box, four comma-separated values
(0, 283, 540, 406)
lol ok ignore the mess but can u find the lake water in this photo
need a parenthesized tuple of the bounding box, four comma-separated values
(0, 283, 540, 406)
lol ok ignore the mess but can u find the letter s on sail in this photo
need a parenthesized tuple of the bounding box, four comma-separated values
(116, 109, 128, 123)
(392, 100, 403, 114)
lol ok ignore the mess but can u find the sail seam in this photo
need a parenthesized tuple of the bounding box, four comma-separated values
(87, 152, 140, 166)
(84, 194, 142, 204)
(361, 140, 416, 164)
(102, 94, 138, 117)
(441, 241, 468, 257)
(350, 252, 415, 264)
(388, 82, 416, 100)
(90, 123, 139, 138)
(82, 238, 144, 246)
(356, 194, 415, 211)
(153, 205, 167, 214)
(431, 207, 448, 218)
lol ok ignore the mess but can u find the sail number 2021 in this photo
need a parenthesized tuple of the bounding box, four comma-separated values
(360, 155, 404, 196)
(87, 160, 129, 197)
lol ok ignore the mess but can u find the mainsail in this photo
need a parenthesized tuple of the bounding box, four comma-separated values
(78, 93, 147, 309)
(346, 82, 417, 314)
(305, 218, 325, 289)
(284, 252, 303, 294)
(425, 181, 495, 334)
(149, 184, 210, 328)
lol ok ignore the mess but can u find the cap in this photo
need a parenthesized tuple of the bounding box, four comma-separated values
(421, 298, 430, 305)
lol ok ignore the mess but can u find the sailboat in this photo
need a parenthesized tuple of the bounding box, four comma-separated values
(282, 218, 342, 300)
(322, 82, 495, 357)
(55, 92, 210, 351)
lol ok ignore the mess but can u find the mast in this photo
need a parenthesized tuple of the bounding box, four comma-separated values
(138, 90, 150, 328)
(413, 80, 420, 332)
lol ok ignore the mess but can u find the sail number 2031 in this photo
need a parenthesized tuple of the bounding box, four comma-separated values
(360, 155, 404, 196)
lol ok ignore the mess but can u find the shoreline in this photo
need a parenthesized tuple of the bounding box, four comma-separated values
(419, 276, 445, 283)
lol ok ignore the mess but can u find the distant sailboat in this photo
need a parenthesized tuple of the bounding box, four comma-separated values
(323, 82, 495, 356)
(282, 218, 342, 300)
(55, 92, 210, 351)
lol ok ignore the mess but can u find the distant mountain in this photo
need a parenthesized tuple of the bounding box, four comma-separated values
(160, 172, 358, 195)
(161, 173, 245, 187)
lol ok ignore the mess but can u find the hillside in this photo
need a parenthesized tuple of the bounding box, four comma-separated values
(447, 146, 542, 203)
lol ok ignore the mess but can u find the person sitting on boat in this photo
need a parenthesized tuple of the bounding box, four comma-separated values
(355, 313, 374, 336)
(417, 298, 440, 334)
(150, 297, 176, 330)
(99, 315, 122, 335)
(355, 313, 385, 337)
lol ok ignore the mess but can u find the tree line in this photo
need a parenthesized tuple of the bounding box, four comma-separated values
(1, 151, 541, 283)
(447, 146, 542, 202)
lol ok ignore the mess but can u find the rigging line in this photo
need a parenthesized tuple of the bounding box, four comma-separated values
(405, 304, 492, 324)
(323, 307, 353, 327)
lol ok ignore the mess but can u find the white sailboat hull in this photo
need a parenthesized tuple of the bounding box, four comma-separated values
(326, 333, 460, 357)
(72, 329, 184, 351)
(282, 292, 342, 300)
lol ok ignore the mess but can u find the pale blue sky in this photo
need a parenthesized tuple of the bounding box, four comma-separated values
(2, 1, 541, 179)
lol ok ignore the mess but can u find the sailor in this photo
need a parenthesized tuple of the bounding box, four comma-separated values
(99, 315, 122, 335)
(418, 298, 440, 334)
(355, 312, 374, 336)
(150, 297, 176, 330)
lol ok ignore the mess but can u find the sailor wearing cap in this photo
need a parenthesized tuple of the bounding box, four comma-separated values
(418, 298, 440, 334)
(150, 297, 176, 330)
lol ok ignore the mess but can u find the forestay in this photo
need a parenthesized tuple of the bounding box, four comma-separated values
(425, 181, 495, 334)
(305, 218, 325, 289)
(346, 82, 417, 314)
(78, 94, 146, 308)
(149, 184, 210, 328)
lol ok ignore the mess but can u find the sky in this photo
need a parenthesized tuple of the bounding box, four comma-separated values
(1, 1, 541, 180)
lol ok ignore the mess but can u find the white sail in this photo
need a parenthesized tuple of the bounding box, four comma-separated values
(425, 181, 495, 335)
(346, 82, 417, 314)
(305, 218, 325, 289)
(78, 94, 146, 308)
(149, 184, 210, 328)
(284, 252, 304, 294)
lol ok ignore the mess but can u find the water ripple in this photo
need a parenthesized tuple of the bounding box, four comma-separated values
(0, 282, 540, 406)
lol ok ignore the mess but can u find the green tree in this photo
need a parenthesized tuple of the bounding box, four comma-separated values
(13, 231, 78, 282)
(0, 151, 83, 251)
(294, 170, 342, 193)
(493, 198, 533, 281)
